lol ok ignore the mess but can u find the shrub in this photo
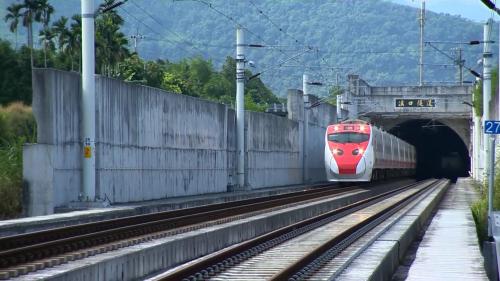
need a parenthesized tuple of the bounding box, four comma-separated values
(0, 139, 23, 219)
(0, 102, 36, 144)
(471, 163, 500, 247)
(0, 102, 36, 218)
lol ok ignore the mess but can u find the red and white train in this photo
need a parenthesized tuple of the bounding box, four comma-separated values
(325, 120, 416, 182)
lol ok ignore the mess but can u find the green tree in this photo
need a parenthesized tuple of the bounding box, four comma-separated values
(11, 0, 54, 68)
(0, 40, 31, 105)
(161, 72, 186, 94)
(68, 15, 82, 71)
(39, 26, 54, 67)
(38, 0, 54, 68)
(95, 0, 129, 76)
(202, 73, 231, 100)
(4, 4, 22, 50)
(52, 16, 69, 53)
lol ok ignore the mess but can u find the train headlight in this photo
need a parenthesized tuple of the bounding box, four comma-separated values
(333, 148, 344, 156)
(334, 125, 339, 131)
(360, 125, 365, 132)
(352, 148, 364, 155)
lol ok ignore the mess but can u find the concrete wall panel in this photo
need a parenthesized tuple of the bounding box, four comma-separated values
(25, 69, 338, 213)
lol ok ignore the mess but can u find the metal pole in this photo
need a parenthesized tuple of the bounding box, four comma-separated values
(419, 0, 425, 86)
(474, 114, 482, 181)
(236, 27, 245, 189)
(488, 136, 496, 237)
(82, 0, 96, 201)
(336, 94, 342, 123)
(303, 74, 309, 183)
(458, 48, 463, 86)
(483, 19, 493, 182)
(474, 76, 482, 181)
(336, 73, 341, 122)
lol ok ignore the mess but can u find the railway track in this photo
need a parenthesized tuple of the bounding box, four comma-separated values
(151, 179, 443, 281)
(0, 182, 371, 279)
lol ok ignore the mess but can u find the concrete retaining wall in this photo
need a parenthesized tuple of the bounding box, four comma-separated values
(246, 112, 301, 188)
(24, 69, 339, 214)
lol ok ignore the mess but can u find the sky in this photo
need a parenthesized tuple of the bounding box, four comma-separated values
(388, 0, 497, 22)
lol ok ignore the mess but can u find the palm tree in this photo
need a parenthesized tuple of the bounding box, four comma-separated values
(4, 4, 22, 50)
(38, 0, 54, 67)
(16, 0, 55, 68)
(52, 16, 70, 53)
(95, 9, 129, 76)
(39, 27, 54, 67)
(69, 15, 82, 71)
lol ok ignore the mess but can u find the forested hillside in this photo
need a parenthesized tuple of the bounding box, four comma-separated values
(0, 0, 494, 97)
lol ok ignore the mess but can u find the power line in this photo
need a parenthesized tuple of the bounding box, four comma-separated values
(248, 0, 311, 49)
(129, 0, 209, 58)
(192, 0, 267, 45)
(186, 0, 314, 76)
(247, 0, 326, 78)
(118, 5, 201, 58)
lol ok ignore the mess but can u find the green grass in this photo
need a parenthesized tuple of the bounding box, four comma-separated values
(0, 139, 23, 219)
(471, 165, 500, 247)
(0, 102, 36, 219)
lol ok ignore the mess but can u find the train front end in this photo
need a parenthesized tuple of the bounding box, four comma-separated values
(324, 121, 374, 182)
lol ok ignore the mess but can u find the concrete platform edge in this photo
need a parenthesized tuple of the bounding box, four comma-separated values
(366, 180, 450, 281)
(15, 187, 381, 281)
(0, 182, 330, 237)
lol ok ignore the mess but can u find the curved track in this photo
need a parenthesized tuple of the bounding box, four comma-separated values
(152, 179, 442, 281)
(0, 183, 367, 279)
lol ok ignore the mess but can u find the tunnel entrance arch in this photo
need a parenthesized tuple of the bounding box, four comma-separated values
(385, 119, 470, 180)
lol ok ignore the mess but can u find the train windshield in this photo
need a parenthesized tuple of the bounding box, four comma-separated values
(328, 132, 369, 143)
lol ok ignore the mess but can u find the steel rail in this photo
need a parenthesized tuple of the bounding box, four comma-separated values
(0, 183, 348, 252)
(155, 179, 435, 281)
(0, 183, 361, 270)
(271, 179, 445, 281)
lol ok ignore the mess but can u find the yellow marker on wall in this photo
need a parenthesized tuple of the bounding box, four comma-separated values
(84, 146, 92, 158)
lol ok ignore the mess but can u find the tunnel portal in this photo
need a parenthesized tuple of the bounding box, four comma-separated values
(388, 119, 470, 180)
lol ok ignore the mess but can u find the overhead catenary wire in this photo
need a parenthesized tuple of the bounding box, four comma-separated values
(185, 0, 315, 81)
(129, 0, 211, 58)
(246, 0, 327, 80)
(248, 0, 313, 50)
(118, 5, 212, 59)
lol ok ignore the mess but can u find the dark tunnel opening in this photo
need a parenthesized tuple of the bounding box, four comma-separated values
(388, 119, 470, 181)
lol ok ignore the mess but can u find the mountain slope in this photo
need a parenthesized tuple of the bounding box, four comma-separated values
(0, 0, 494, 96)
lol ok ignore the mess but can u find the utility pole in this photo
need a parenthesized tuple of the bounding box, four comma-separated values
(302, 74, 309, 184)
(473, 77, 482, 182)
(336, 94, 342, 123)
(336, 73, 342, 123)
(130, 29, 145, 54)
(236, 27, 245, 189)
(454, 47, 464, 85)
(419, 0, 425, 86)
(483, 19, 493, 185)
(81, 0, 96, 201)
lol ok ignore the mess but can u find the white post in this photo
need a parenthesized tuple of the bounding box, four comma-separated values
(81, 0, 96, 201)
(483, 19, 493, 182)
(419, 0, 425, 86)
(474, 114, 482, 180)
(474, 75, 484, 181)
(336, 94, 342, 123)
(488, 137, 496, 236)
(303, 74, 309, 183)
(236, 27, 245, 189)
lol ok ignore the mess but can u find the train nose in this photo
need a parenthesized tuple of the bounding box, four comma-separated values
(329, 157, 339, 174)
(356, 157, 366, 175)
